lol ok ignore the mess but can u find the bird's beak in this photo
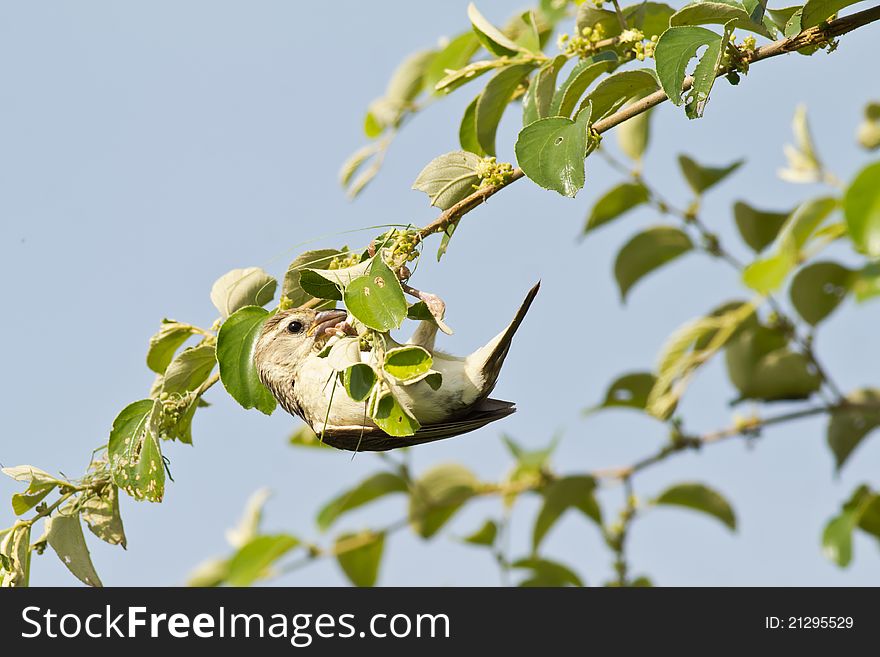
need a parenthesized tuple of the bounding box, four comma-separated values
(308, 309, 348, 337)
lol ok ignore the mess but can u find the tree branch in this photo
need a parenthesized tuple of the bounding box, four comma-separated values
(416, 5, 880, 243)
(589, 403, 849, 481)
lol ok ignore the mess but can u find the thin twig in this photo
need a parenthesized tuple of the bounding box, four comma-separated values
(609, 0, 628, 32)
(415, 6, 880, 244)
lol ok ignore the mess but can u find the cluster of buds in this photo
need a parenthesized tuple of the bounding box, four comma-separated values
(723, 33, 755, 77)
(372, 228, 420, 267)
(557, 23, 608, 58)
(358, 331, 376, 352)
(474, 156, 516, 188)
(328, 248, 361, 271)
(388, 229, 420, 264)
(630, 33, 659, 61)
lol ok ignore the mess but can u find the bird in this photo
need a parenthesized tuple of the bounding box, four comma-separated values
(254, 282, 540, 452)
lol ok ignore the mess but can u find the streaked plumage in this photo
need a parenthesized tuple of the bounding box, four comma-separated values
(254, 282, 539, 451)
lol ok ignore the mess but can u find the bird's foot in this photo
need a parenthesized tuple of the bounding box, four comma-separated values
(401, 283, 453, 335)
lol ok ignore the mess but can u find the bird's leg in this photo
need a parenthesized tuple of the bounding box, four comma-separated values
(401, 283, 446, 320)
(328, 320, 356, 337)
(401, 282, 453, 343)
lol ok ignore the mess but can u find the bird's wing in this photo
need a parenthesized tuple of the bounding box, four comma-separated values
(315, 398, 516, 452)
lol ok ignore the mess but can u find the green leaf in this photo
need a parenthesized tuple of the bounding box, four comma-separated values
(317, 473, 408, 531)
(463, 519, 498, 546)
(81, 484, 127, 548)
(335, 531, 384, 587)
(790, 261, 854, 325)
(648, 302, 755, 419)
(288, 424, 332, 449)
(533, 475, 601, 550)
(510, 9, 542, 53)
(46, 513, 103, 586)
(504, 436, 556, 467)
(844, 160, 880, 257)
(577, 2, 675, 39)
(409, 464, 480, 538)
(146, 320, 200, 374)
(584, 182, 650, 233)
(434, 59, 510, 95)
(412, 151, 482, 210)
(779, 105, 825, 183)
(226, 534, 299, 587)
(476, 63, 537, 156)
(576, 4, 626, 37)
(670, 1, 773, 36)
(339, 143, 380, 188)
(385, 49, 436, 104)
(342, 363, 377, 403)
(733, 202, 791, 252)
(515, 102, 593, 197)
(549, 52, 619, 120)
(623, 2, 677, 37)
(766, 5, 802, 32)
(424, 32, 481, 94)
(467, 2, 530, 57)
(614, 226, 694, 301)
(801, 0, 868, 29)
(655, 25, 732, 118)
(583, 69, 659, 121)
(372, 389, 421, 437)
(591, 372, 659, 413)
(225, 487, 271, 549)
(742, 196, 838, 294)
(210, 267, 277, 319)
(724, 320, 822, 401)
(186, 558, 230, 587)
(513, 557, 584, 587)
(0, 525, 31, 587)
(3, 465, 62, 516)
(854, 262, 880, 301)
(857, 102, 880, 151)
(541, 0, 571, 23)
(823, 485, 880, 566)
(282, 249, 343, 308)
(856, 488, 880, 538)
(107, 399, 165, 502)
(437, 223, 457, 261)
(827, 389, 880, 471)
(678, 154, 743, 195)
(459, 95, 484, 155)
(383, 345, 433, 381)
(161, 343, 216, 395)
(217, 306, 277, 415)
(2, 464, 59, 483)
(298, 270, 344, 301)
(654, 482, 736, 530)
(523, 55, 569, 125)
(616, 104, 652, 161)
(822, 512, 856, 567)
(11, 484, 55, 516)
(343, 257, 408, 332)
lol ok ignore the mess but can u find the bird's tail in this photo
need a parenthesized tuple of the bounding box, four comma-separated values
(471, 281, 540, 399)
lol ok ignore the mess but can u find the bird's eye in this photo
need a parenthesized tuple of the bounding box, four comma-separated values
(287, 320, 305, 334)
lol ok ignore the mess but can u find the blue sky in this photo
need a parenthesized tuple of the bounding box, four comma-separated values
(1, 0, 878, 586)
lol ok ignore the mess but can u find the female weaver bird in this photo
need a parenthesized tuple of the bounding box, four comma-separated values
(254, 283, 539, 451)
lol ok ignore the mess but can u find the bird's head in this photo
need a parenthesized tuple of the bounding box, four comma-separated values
(254, 307, 348, 381)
